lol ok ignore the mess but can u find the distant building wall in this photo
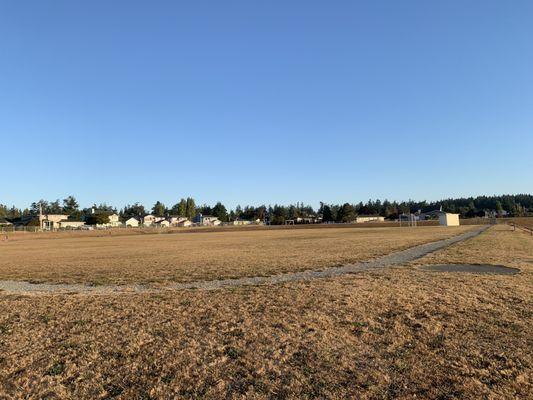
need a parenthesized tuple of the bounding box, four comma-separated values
(58, 220, 86, 229)
(356, 216, 385, 223)
(439, 213, 460, 226)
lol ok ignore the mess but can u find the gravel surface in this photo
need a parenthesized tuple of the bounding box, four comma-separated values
(0, 225, 491, 295)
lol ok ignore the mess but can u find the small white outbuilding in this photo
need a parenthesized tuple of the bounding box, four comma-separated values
(439, 213, 460, 226)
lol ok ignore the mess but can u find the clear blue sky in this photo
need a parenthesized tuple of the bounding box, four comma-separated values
(1, 1, 532, 210)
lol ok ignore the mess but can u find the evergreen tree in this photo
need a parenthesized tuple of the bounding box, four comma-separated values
(212, 202, 228, 222)
(185, 197, 196, 219)
(152, 201, 166, 217)
(62, 196, 79, 215)
(94, 203, 116, 213)
(270, 205, 288, 225)
(288, 205, 298, 220)
(171, 199, 188, 217)
(495, 200, 504, 216)
(30, 200, 48, 215)
(48, 200, 63, 214)
(197, 204, 212, 215)
(121, 203, 146, 220)
(322, 205, 334, 222)
(68, 210, 84, 221)
(255, 205, 267, 221)
(7, 206, 21, 218)
(337, 203, 356, 223)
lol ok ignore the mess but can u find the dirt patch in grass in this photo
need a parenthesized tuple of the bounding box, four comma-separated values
(419, 264, 520, 274)
(0, 226, 477, 285)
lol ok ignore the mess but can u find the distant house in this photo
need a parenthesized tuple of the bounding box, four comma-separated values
(485, 209, 508, 218)
(8, 215, 37, 228)
(58, 220, 86, 229)
(108, 213, 121, 227)
(87, 208, 122, 227)
(7, 214, 86, 230)
(230, 219, 252, 226)
(297, 216, 320, 224)
(125, 217, 139, 227)
(169, 217, 189, 227)
(95, 213, 122, 228)
(0, 217, 12, 225)
(193, 214, 221, 226)
(356, 215, 385, 223)
(40, 214, 70, 230)
(285, 215, 320, 225)
(0, 218, 12, 229)
(142, 214, 156, 226)
(177, 219, 192, 227)
(155, 220, 170, 228)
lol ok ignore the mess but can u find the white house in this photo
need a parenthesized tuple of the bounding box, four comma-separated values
(177, 219, 193, 227)
(58, 220, 86, 229)
(142, 214, 156, 226)
(39, 214, 70, 230)
(125, 217, 139, 227)
(356, 215, 385, 223)
(439, 213, 460, 226)
(193, 214, 221, 226)
(296, 216, 320, 224)
(155, 220, 170, 228)
(230, 219, 252, 226)
(169, 216, 189, 226)
(96, 213, 122, 228)
(108, 213, 121, 227)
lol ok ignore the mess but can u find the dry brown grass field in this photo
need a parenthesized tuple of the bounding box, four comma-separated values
(0, 225, 476, 285)
(500, 216, 533, 229)
(1, 217, 489, 243)
(0, 225, 531, 399)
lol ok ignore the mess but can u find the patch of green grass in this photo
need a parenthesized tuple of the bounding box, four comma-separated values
(103, 383, 123, 398)
(352, 321, 369, 336)
(0, 324, 10, 335)
(429, 332, 446, 349)
(224, 346, 243, 360)
(47, 362, 65, 376)
(40, 313, 53, 324)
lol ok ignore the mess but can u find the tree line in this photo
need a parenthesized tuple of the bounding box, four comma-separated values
(1, 194, 532, 225)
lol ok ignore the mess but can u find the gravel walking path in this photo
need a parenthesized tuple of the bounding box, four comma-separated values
(0, 226, 491, 295)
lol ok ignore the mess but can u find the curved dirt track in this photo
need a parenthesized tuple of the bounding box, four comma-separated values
(0, 225, 491, 295)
